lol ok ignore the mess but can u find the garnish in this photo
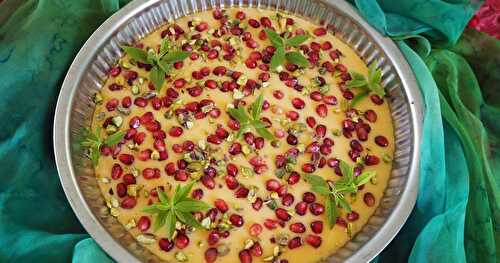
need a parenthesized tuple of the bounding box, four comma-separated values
(78, 127, 125, 167)
(121, 39, 190, 91)
(264, 29, 309, 71)
(227, 93, 275, 140)
(346, 62, 384, 106)
(304, 160, 376, 228)
(143, 182, 211, 240)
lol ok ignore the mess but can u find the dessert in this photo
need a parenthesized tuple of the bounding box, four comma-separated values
(80, 7, 394, 263)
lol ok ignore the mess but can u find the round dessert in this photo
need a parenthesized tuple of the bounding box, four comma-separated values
(81, 7, 394, 263)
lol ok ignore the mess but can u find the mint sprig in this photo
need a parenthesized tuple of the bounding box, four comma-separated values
(143, 182, 211, 240)
(346, 62, 384, 107)
(227, 93, 274, 140)
(264, 29, 309, 71)
(121, 39, 190, 92)
(304, 160, 376, 228)
(78, 127, 125, 167)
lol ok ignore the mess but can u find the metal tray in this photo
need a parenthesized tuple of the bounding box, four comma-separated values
(53, 0, 423, 262)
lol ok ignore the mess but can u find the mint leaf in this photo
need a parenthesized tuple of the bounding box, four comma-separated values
(227, 107, 251, 125)
(270, 47, 286, 71)
(149, 66, 165, 91)
(161, 51, 191, 64)
(154, 212, 167, 231)
(90, 148, 100, 167)
(336, 194, 352, 213)
(311, 185, 331, 195)
(121, 46, 148, 63)
(176, 200, 211, 212)
(255, 126, 274, 140)
(325, 195, 336, 228)
(157, 188, 170, 204)
(251, 93, 264, 119)
(264, 29, 284, 48)
(369, 82, 385, 97)
(159, 38, 171, 58)
(304, 174, 329, 188)
(157, 59, 172, 74)
(285, 51, 309, 68)
(286, 34, 309, 47)
(354, 171, 376, 186)
(104, 131, 125, 146)
(173, 182, 194, 204)
(350, 90, 370, 107)
(176, 210, 203, 229)
(339, 160, 353, 183)
(346, 79, 367, 88)
(165, 211, 176, 240)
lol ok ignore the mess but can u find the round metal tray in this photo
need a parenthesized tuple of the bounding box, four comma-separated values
(53, 0, 423, 262)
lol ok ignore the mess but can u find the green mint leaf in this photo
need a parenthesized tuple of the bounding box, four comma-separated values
(165, 211, 176, 240)
(150, 66, 165, 92)
(368, 82, 385, 97)
(103, 131, 125, 146)
(227, 107, 251, 125)
(336, 194, 352, 213)
(339, 160, 354, 183)
(161, 51, 190, 64)
(154, 212, 167, 231)
(143, 205, 161, 214)
(255, 126, 275, 140)
(251, 93, 265, 119)
(175, 210, 203, 229)
(157, 188, 170, 204)
(121, 46, 148, 63)
(159, 38, 171, 58)
(285, 51, 309, 68)
(90, 147, 100, 167)
(235, 124, 251, 139)
(304, 174, 329, 189)
(350, 90, 370, 107)
(368, 63, 379, 83)
(157, 59, 173, 75)
(350, 72, 366, 81)
(325, 195, 336, 229)
(354, 171, 376, 186)
(173, 182, 194, 204)
(175, 200, 211, 212)
(252, 120, 268, 129)
(270, 47, 286, 70)
(311, 185, 331, 195)
(264, 29, 284, 48)
(286, 34, 309, 47)
(346, 79, 368, 89)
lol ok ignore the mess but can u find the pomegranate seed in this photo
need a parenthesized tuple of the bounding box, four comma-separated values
(245, 58, 257, 69)
(249, 223, 263, 236)
(120, 196, 136, 209)
(365, 155, 380, 165)
(188, 86, 203, 97)
(134, 97, 147, 107)
(266, 179, 280, 191)
(289, 222, 306, 233)
(174, 170, 188, 181)
(214, 199, 229, 213)
(347, 211, 360, 221)
(263, 218, 279, 230)
(287, 134, 298, 145)
(260, 16, 272, 27)
(173, 78, 186, 88)
(235, 187, 249, 198)
(287, 172, 300, 185)
(195, 21, 208, 32)
(364, 192, 376, 206)
(169, 126, 183, 137)
(275, 208, 291, 221)
(273, 90, 284, 99)
(225, 176, 239, 190)
(250, 242, 263, 257)
(286, 110, 299, 121)
(137, 216, 151, 232)
(364, 109, 377, 122)
(111, 163, 123, 180)
(204, 79, 217, 89)
(288, 236, 303, 249)
(207, 134, 222, 144)
(191, 188, 203, 200)
(213, 9, 222, 19)
(305, 235, 322, 248)
(105, 99, 119, 111)
(315, 124, 326, 138)
(375, 135, 389, 147)
(248, 19, 260, 28)
(230, 214, 244, 227)
(201, 175, 215, 189)
(175, 234, 190, 249)
(370, 94, 384, 105)
(239, 249, 252, 263)
(311, 221, 324, 234)
(213, 66, 227, 76)
(119, 154, 134, 165)
(303, 192, 316, 203)
(309, 203, 325, 215)
(302, 163, 316, 173)
(282, 193, 295, 206)
(252, 197, 263, 211)
(306, 116, 317, 128)
(205, 247, 218, 263)
(322, 41, 332, 50)
(291, 97, 305, 109)
(159, 238, 174, 252)
(207, 231, 220, 246)
(323, 95, 337, 105)
(116, 183, 126, 197)
(316, 104, 328, 118)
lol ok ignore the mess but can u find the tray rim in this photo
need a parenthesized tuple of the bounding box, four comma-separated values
(53, 0, 423, 262)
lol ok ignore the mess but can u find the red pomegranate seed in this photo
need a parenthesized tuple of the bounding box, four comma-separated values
(230, 214, 244, 227)
(316, 104, 328, 118)
(207, 231, 220, 246)
(364, 109, 378, 122)
(191, 188, 203, 200)
(207, 134, 222, 144)
(287, 134, 298, 145)
(321, 41, 332, 50)
(323, 95, 337, 105)
(134, 97, 147, 107)
(248, 18, 260, 28)
(260, 16, 272, 27)
(286, 110, 300, 121)
(120, 196, 136, 209)
(252, 197, 263, 211)
(201, 175, 216, 189)
(303, 192, 316, 203)
(289, 222, 306, 233)
(119, 154, 134, 165)
(137, 216, 151, 232)
(235, 187, 249, 198)
(375, 135, 389, 147)
(250, 242, 263, 257)
(213, 66, 227, 76)
(275, 208, 291, 221)
(370, 94, 384, 105)
(309, 91, 323, 101)
(175, 234, 190, 249)
(111, 163, 123, 180)
(365, 155, 380, 165)
(239, 249, 252, 263)
(174, 170, 188, 181)
(249, 223, 263, 236)
(311, 221, 324, 234)
(214, 198, 229, 213)
(364, 192, 376, 207)
(306, 116, 317, 128)
(159, 238, 174, 252)
(291, 98, 305, 109)
(266, 179, 280, 191)
(212, 8, 222, 19)
(288, 236, 303, 249)
(282, 193, 295, 206)
(301, 163, 316, 173)
(169, 126, 183, 137)
(287, 172, 300, 185)
(225, 176, 239, 190)
(195, 21, 208, 32)
(347, 211, 360, 221)
(309, 203, 325, 215)
(305, 235, 322, 248)
(205, 247, 218, 263)
(263, 218, 279, 230)
(116, 183, 127, 197)
(315, 124, 326, 138)
(105, 99, 119, 111)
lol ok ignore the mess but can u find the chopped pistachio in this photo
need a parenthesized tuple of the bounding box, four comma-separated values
(105, 125, 117, 135)
(99, 177, 110, 184)
(112, 116, 123, 127)
(276, 233, 289, 246)
(92, 92, 103, 104)
(241, 166, 254, 178)
(370, 175, 378, 185)
(346, 222, 353, 237)
(175, 251, 188, 262)
(263, 256, 275, 262)
(201, 217, 212, 229)
(110, 207, 119, 217)
(332, 128, 341, 136)
(216, 244, 230, 256)
(273, 246, 281, 256)
(127, 184, 138, 197)
(241, 145, 251, 155)
(275, 168, 285, 179)
(125, 218, 136, 230)
(151, 150, 160, 160)
(117, 106, 131, 115)
(382, 153, 393, 163)
(132, 166, 140, 177)
(297, 143, 305, 153)
(244, 239, 255, 249)
(110, 197, 119, 208)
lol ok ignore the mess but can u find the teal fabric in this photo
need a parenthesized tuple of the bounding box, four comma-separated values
(1, 0, 498, 262)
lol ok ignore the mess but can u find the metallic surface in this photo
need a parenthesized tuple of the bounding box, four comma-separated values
(54, 0, 423, 262)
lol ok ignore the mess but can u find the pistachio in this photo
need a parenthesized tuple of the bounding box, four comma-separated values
(216, 244, 230, 256)
(110, 197, 119, 208)
(105, 124, 118, 135)
(201, 217, 212, 229)
(110, 207, 119, 217)
(276, 233, 289, 246)
(175, 251, 188, 262)
(151, 150, 160, 160)
(92, 93, 103, 104)
(117, 106, 131, 115)
(127, 184, 138, 197)
(244, 239, 255, 249)
(125, 219, 136, 230)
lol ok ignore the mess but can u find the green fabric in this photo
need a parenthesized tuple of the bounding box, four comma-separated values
(0, 1, 498, 263)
